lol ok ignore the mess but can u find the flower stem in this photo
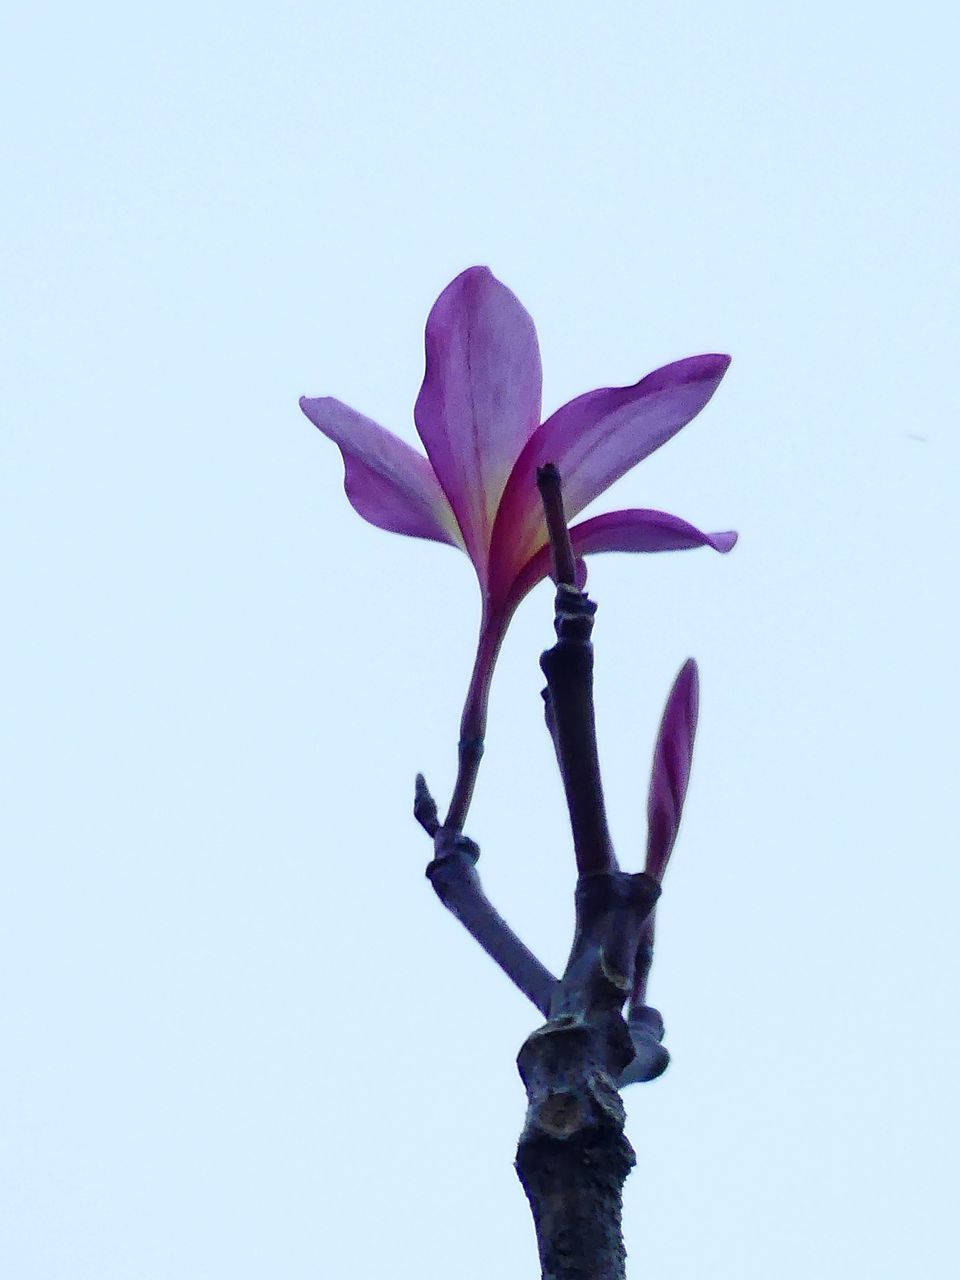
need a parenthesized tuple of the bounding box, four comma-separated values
(443, 611, 505, 831)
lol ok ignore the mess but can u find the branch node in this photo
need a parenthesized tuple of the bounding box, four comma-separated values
(418, 822, 557, 1016)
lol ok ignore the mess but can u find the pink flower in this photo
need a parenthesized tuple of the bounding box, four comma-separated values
(301, 267, 735, 827)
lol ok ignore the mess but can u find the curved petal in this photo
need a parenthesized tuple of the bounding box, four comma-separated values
(499, 508, 736, 614)
(646, 658, 699, 882)
(300, 396, 463, 547)
(491, 354, 730, 579)
(569, 508, 737, 557)
(414, 267, 542, 578)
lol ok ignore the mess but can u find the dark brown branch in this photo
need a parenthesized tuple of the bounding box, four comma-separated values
(416, 773, 660, 1086)
(415, 775, 557, 1015)
(515, 871, 661, 1278)
(414, 463, 677, 1276)
(621, 914, 671, 1084)
(538, 463, 614, 876)
(630, 913, 655, 1007)
(516, 1019, 635, 1280)
(536, 463, 577, 586)
(623, 912, 670, 1079)
(619, 1003, 670, 1086)
(513, 465, 672, 1276)
(552, 871, 661, 1020)
(540, 687, 562, 773)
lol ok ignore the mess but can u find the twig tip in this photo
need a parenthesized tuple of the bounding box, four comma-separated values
(413, 772, 440, 837)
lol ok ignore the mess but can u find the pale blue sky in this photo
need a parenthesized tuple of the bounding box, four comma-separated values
(2, 3, 957, 1276)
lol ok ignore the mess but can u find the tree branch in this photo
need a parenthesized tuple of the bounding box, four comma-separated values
(537, 465, 615, 878)
(515, 870, 661, 1279)
(535, 462, 578, 587)
(413, 465, 675, 1276)
(414, 773, 662, 1085)
(516, 1018, 635, 1280)
(415, 774, 557, 1015)
(514, 466, 667, 1278)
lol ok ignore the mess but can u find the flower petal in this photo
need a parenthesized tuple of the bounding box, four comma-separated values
(491, 354, 730, 577)
(569, 508, 738, 557)
(300, 396, 462, 547)
(646, 659, 699, 882)
(414, 267, 542, 577)
(500, 508, 736, 614)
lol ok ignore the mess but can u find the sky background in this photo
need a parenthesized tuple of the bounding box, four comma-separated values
(2, 2, 957, 1276)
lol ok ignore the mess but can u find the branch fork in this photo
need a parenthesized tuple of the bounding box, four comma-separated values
(412, 463, 694, 1278)
(415, 793, 557, 1016)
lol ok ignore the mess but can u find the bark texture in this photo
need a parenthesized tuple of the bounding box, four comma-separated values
(512, 468, 662, 1279)
(513, 870, 658, 1280)
(515, 1017, 635, 1280)
(413, 464, 684, 1277)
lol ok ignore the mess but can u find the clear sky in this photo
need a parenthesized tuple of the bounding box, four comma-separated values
(2, 3, 957, 1276)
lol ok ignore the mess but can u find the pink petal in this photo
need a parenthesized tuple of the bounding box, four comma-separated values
(491, 354, 730, 577)
(499, 508, 736, 614)
(414, 267, 542, 578)
(300, 396, 462, 547)
(646, 659, 700, 882)
(569, 508, 738, 557)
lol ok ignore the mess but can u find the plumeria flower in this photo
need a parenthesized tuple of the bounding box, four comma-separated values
(301, 267, 735, 828)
